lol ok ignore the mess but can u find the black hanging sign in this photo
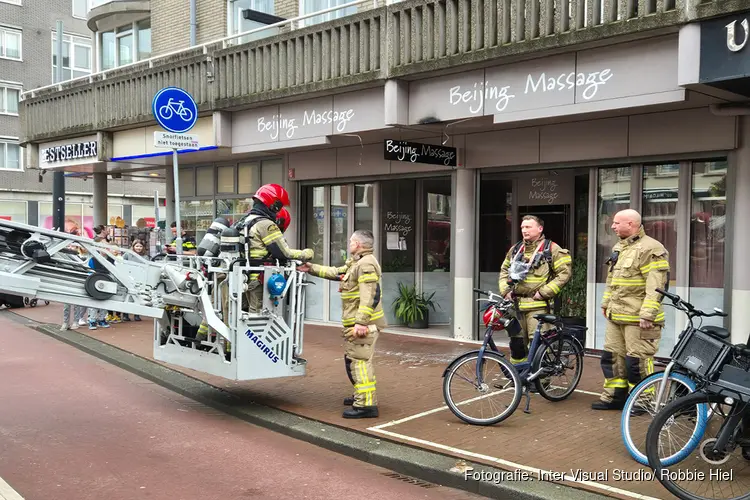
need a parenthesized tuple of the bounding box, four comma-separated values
(383, 139, 457, 167)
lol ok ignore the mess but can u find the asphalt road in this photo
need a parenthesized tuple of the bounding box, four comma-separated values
(0, 314, 483, 500)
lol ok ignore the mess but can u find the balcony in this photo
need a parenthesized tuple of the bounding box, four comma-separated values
(87, 0, 150, 32)
(19, 0, 745, 145)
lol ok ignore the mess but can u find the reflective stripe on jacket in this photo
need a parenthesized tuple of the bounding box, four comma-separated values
(309, 250, 387, 329)
(601, 226, 670, 325)
(498, 237, 572, 311)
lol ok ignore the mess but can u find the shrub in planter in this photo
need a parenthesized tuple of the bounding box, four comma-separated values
(392, 282, 438, 329)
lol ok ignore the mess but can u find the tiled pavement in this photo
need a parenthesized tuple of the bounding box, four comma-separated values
(11, 302, 673, 500)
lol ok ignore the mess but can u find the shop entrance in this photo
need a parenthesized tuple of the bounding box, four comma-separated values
(518, 204, 571, 250)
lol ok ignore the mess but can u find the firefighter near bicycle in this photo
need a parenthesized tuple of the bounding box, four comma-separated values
(441, 286, 585, 426)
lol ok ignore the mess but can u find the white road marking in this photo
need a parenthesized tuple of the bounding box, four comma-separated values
(367, 388, 662, 500)
(0, 477, 24, 500)
(367, 427, 660, 500)
(370, 388, 598, 430)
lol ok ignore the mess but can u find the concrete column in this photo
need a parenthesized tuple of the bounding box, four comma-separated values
(453, 167, 476, 340)
(730, 116, 750, 345)
(165, 166, 176, 229)
(286, 174, 299, 249)
(92, 172, 108, 226)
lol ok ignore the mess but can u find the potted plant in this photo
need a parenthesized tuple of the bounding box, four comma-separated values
(556, 258, 587, 344)
(392, 282, 438, 329)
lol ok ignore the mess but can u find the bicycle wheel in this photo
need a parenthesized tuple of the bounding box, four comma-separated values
(646, 392, 750, 500)
(621, 371, 702, 466)
(442, 351, 523, 426)
(531, 332, 583, 402)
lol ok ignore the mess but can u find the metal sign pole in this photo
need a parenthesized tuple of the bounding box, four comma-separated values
(172, 148, 182, 255)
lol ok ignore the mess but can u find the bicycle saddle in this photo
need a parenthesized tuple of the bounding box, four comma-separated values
(534, 314, 558, 324)
(701, 325, 730, 340)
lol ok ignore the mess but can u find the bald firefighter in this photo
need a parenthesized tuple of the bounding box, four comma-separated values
(298, 229, 385, 419)
(593, 209, 670, 411)
(498, 215, 572, 365)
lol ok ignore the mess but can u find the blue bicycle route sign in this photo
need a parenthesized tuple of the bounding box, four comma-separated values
(151, 87, 198, 134)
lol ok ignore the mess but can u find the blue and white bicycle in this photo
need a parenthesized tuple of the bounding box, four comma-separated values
(621, 288, 728, 466)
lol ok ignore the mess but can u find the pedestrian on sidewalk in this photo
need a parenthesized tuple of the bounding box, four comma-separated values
(122, 239, 149, 322)
(593, 208, 670, 411)
(297, 229, 385, 419)
(61, 227, 87, 331)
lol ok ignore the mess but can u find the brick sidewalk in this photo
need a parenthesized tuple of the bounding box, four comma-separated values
(14, 302, 670, 500)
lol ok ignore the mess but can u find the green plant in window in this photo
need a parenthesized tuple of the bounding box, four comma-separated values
(557, 258, 587, 318)
(392, 282, 438, 325)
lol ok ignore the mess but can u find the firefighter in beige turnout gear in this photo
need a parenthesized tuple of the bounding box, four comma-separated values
(593, 208, 670, 411)
(299, 229, 385, 419)
(498, 215, 572, 364)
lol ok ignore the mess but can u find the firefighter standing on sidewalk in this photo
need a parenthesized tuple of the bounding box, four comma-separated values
(498, 215, 572, 364)
(297, 229, 385, 419)
(592, 208, 670, 411)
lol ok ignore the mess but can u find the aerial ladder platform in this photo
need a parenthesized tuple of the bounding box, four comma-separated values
(0, 219, 309, 382)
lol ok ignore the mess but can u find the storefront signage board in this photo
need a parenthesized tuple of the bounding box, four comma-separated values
(697, 10, 750, 97)
(383, 139, 457, 167)
(39, 134, 102, 170)
(408, 35, 681, 125)
(232, 88, 385, 150)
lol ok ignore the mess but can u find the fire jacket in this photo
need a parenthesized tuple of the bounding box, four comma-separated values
(309, 249, 387, 329)
(601, 226, 670, 325)
(498, 237, 572, 312)
(244, 215, 313, 281)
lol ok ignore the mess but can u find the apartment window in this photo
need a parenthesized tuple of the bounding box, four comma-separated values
(0, 139, 21, 171)
(52, 33, 92, 82)
(72, 0, 87, 18)
(299, 0, 356, 27)
(0, 83, 20, 114)
(0, 0, 22, 6)
(0, 27, 22, 60)
(228, 0, 278, 42)
(98, 20, 152, 70)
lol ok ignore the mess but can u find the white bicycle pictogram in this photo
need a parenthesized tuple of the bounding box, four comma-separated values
(158, 97, 194, 123)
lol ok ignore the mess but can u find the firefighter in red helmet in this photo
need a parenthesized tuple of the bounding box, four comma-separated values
(238, 184, 313, 312)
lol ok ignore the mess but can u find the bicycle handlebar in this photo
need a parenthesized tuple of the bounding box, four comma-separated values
(655, 288, 727, 318)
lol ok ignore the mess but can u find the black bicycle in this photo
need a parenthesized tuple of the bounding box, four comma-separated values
(645, 291, 750, 500)
(441, 288, 584, 426)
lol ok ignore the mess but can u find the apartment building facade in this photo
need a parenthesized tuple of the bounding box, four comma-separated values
(15, 0, 750, 352)
(0, 0, 165, 234)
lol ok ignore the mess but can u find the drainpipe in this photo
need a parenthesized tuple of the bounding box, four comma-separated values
(190, 0, 196, 46)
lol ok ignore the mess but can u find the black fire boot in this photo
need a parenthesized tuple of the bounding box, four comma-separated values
(343, 406, 379, 419)
(591, 400, 625, 411)
(343, 396, 355, 406)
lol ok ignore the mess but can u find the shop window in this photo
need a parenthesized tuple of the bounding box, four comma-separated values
(38, 202, 88, 236)
(196, 167, 214, 196)
(216, 198, 251, 226)
(642, 164, 679, 279)
(423, 178, 452, 324)
(179, 200, 214, 242)
(261, 159, 284, 186)
(477, 177, 513, 299)
(218, 166, 235, 193)
(0, 200, 26, 223)
(380, 179, 415, 273)
(304, 186, 325, 321)
(690, 160, 727, 325)
(596, 167, 632, 282)
(238, 162, 259, 194)
(354, 183, 373, 233)
(330, 185, 348, 267)
(179, 167, 195, 197)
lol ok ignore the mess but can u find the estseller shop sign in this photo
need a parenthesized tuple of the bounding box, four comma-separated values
(42, 140, 98, 163)
(384, 139, 457, 167)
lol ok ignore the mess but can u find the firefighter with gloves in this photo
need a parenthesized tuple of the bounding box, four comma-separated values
(498, 215, 572, 365)
(593, 209, 669, 411)
(297, 229, 385, 419)
(237, 183, 314, 313)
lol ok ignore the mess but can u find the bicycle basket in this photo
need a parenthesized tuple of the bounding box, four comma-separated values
(670, 327, 732, 379)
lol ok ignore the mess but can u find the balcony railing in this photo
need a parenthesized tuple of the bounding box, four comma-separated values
(19, 0, 746, 144)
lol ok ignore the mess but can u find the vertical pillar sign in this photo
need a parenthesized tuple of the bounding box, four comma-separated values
(152, 86, 199, 255)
